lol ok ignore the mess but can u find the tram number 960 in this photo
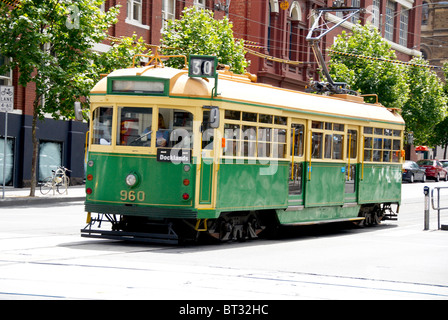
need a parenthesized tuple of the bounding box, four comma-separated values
(120, 190, 145, 202)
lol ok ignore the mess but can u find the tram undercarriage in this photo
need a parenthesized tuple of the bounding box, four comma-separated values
(81, 211, 271, 244)
(81, 203, 398, 244)
(357, 203, 398, 227)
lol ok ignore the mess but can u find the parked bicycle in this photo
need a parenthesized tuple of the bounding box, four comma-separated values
(39, 166, 71, 195)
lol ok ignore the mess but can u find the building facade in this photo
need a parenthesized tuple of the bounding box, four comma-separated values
(420, 0, 448, 77)
(229, 0, 422, 90)
(1, 0, 423, 188)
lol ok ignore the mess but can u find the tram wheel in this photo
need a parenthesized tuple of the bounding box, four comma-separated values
(204, 213, 266, 242)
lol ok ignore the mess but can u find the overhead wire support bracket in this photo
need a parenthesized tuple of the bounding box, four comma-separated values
(306, 6, 365, 95)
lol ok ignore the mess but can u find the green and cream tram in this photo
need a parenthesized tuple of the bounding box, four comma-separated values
(82, 56, 405, 243)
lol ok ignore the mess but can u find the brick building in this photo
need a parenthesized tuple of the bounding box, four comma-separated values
(420, 0, 448, 77)
(1, 0, 422, 188)
(227, 0, 422, 90)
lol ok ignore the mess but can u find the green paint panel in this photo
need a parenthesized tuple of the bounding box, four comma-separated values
(85, 152, 195, 211)
(199, 158, 213, 204)
(358, 164, 402, 204)
(216, 160, 289, 211)
(277, 205, 360, 224)
(304, 162, 346, 207)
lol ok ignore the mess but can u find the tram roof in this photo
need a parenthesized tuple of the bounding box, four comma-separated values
(91, 66, 405, 126)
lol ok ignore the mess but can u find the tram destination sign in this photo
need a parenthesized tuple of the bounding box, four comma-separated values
(157, 148, 191, 164)
(0, 85, 14, 112)
(188, 55, 217, 78)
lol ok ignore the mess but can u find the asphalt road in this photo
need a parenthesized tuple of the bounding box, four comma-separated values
(0, 181, 447, 302)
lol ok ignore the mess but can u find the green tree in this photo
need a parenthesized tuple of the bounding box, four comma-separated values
(328, 23, 409, 110)
(428, 62, 448, 156)
(0, 0, 146, 195)
(161, 6, 247, 74)
(402, 57, 447, 146)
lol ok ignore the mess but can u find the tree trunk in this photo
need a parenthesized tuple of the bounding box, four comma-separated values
(29, 100, 39, 197)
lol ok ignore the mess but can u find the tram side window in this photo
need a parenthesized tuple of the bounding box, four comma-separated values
(92, 107, 113, 145)
(312, 121, 344, 160)
(363, 127, 402, 162)
(223, 123, 240, 156)
(117, 107, 153, 146)
(242, 125, 256, 157)
(347, 130, 357, 159)
(222, 110, 287, 159)
(273, 128, 287, 158)
(311, 132, 323, 159)
(160, 108, 194, 149)
(291, 124, 304, 157)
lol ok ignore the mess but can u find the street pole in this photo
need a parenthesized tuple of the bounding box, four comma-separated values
(2, 111, 7, 199)
(1, 85, 14, 200)
(424, 186, 430, 230)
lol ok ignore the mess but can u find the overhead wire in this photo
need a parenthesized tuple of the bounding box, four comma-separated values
(328, 49, 443, 69)
(0, 0, 20, 7)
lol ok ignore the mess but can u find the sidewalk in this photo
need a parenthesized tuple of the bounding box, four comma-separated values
(0, 185, 86, 207)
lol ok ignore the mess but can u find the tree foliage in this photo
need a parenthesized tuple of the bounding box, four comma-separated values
(329, 24, 409, 110)
(0, 0, 146, 195)
(161, 6, 248, 74)
(428, 62, 448, 156)
(402, 57, 447, 145)
(329, 23, 448, 146)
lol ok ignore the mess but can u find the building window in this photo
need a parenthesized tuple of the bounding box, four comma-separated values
(371, 0, 380, 28)
(0, 137, 14, 186)
(422, 2, 429, 25)
(350, 0, 361, 23)
(162, 0, 176, 32)
(127, 0, 142, 23)
(38, 141, 62, 181)
(385, 1, 395, 41)
(399, 9, 408, 47)
(0, 55, 12, 86)
(194, 0, 206, 9)
(267, 1, 275, 55)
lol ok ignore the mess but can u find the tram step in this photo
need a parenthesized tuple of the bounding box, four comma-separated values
(383, 214, 398, 221)
(80, 229, 178, 245)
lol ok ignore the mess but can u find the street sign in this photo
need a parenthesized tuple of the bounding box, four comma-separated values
(0, 85, 14, 112)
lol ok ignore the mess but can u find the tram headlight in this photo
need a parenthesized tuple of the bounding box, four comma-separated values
(125, 173, 138, 187)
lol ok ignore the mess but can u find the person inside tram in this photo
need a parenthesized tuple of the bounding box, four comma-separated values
(140, 113, 170, 147)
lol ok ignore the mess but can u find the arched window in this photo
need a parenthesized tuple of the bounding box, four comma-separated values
(288, 2, 304, 61)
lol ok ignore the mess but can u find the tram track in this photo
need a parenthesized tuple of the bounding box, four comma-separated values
(1, 250, 448, 299)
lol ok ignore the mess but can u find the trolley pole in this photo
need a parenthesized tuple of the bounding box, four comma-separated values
(424, 186, 430, 230)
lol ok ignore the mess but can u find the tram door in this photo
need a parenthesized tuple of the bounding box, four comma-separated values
(345, 126, 358, 203)
(197, 109, 216, 206)
(288, 120, 306, 207)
